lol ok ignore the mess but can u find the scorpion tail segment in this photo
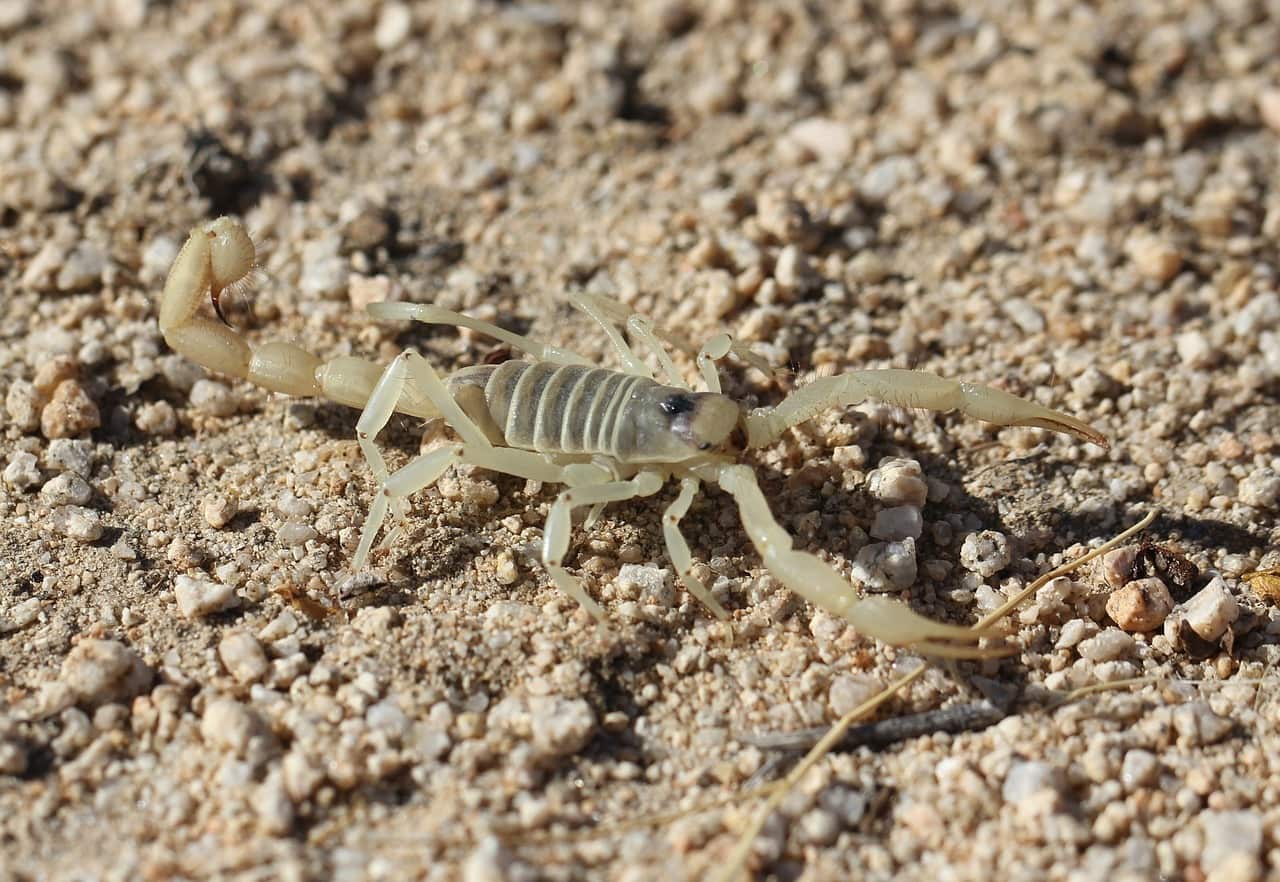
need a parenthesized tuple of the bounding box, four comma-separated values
(712, 464, 996, 655)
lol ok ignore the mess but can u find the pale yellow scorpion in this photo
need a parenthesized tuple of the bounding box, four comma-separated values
(159, 217, 1107, 657)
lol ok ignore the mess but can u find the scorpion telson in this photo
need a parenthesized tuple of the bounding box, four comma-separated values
(158, 216, 1107, 657)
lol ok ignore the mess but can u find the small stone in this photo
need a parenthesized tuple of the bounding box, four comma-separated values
(959, 531, 1012, 578)
(1107, 577, 1174, 632)
(41, 380, 100, 438)
(828, 673, 885, 716)
(40, 473, 91, 507)
(785, 117, 854, 163)
(1239, 469, 1280, 509)
(1098, 545, 1139, 589)
(860, 156, 918, 205)
(374, 2, 412, 51)
(252, 771, 294, 834)
(33, 356, 79, 395)
(1172, 702, 1233, 746)
(219, 631, 270, 683)
(1120, 749, 1159, 791)
(773, 245, 819, 296)
(282, 750, 323, 801)
(278, 522, 318, 547)
(867, 458, 928, 507)
(0, 739, 28, 776)
(463, 836, 512, 882)
(870, 505, 923, 541)
(1181, 576, 1239, 642)
(1078, 627, 1135, 662)
(44, 438, 93, 475)
(615, 563, 673, 606)
(494, 550, 519, 585)
(1002, 760, 1061, 805)
(852, 538, 917, 591)
(55, 242, 107, 291)
(796, 808, 840, 845)
(1176, 330, 1215, 368)
(202, 493, 238, 529)
(1200, 810, 1263, 877)
(61, 639, 152, 708)
(1002, 297, 1045, 334)
(5, 379, 43, 431)
(174, 575, 238, 618)
(48, 505, 103, 542)
(528, 696, 595, 760)
(1258, 89, 1280, 134)
(200, 698, 273, 758)
(3, 451, 41, 490)
(134, 400, 178, 435)
(1127, 232, 1182, 284)
(189, 379, 238, 417)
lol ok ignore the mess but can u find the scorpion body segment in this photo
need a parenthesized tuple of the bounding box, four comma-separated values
(157, 217, 1108, 658)
(447, 362, 741, 461)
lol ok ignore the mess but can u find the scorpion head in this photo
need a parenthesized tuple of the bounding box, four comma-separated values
(626, 388, 743, 463)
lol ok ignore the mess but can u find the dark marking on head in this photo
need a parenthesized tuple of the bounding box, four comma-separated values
(659, 394, 697, 416)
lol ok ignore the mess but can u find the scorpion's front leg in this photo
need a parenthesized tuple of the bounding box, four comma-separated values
(710, 464, 994, 657)
(742, 369, 1107, 450)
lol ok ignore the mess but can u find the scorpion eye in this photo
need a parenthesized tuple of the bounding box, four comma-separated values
(659, 394, 697, 416)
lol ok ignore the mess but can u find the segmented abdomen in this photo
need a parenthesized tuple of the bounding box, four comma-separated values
(449, 362, 654, 457)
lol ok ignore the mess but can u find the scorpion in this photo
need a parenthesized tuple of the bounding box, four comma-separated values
(159, 217, 1107, 657)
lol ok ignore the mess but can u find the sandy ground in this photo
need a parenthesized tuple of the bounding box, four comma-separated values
(2, 1, 1280, 880)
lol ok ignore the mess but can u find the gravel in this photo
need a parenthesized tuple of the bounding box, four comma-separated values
(2, 1, 1278, 880)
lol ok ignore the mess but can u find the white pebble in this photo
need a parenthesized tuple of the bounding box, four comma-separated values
(44, 435, 96, 471)
(135, 400, 177, 435)
(860, 156, 918, 204)
(1176, 330, 1215, 368)
(1181, 576, 1239, 642)
(367, 699, 410, 737)
(773, 245, 818, 295)
(0, 739, 28, 775)
(960, 531, 1011, 578)
(252, 771, 295, 834)
(202, 493, 238, 528)
(870, 505, 923, 541)
(529, 696, 595, 760)
(300, 255, 350, 300)
(463, 836, 512, 882)
(374, 2, 412, 50)
(278, 522, 318, 547)
(867, 458, 928, 507)
(1199, 810, 1263, 874)
(851, 539, 917, 591)
(1002, 760, 1060, 804)
(1239, 469, 1280, 509)
(60, 639, 152, 707)
(1172, 702, 1233, 746)
(189, 379, 239, 417)
(615, 563, 673, 607)
(3, 450, 41, 490)
(218, 631, 269, 683)
(785, 117, 854, 163)
(1120, 749, 1159, 791)
(1077, 627, 1134, 662)
(282, 750, 323, 801)
(200, 697, 271, 758)
(40, 472, 91, 506)
(5, 379, 43, 432)
(48, 505, 103, 542)
(55, 242, 106, 291)
(828, 673, 885, 716)
(174, 575, 238, 618)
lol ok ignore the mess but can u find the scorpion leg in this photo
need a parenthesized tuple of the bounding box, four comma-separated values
(567, 292, 653, 377)
(543, 470, 666, 620)
(709, 464, 996, 657)
(742, 368, 1107, 450)
(368, 301, 592, 366)
(624, 314, 686, 388)
(662, 475, 728, 619)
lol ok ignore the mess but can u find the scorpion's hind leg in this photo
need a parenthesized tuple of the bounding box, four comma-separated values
(710, 464, 998, 658)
